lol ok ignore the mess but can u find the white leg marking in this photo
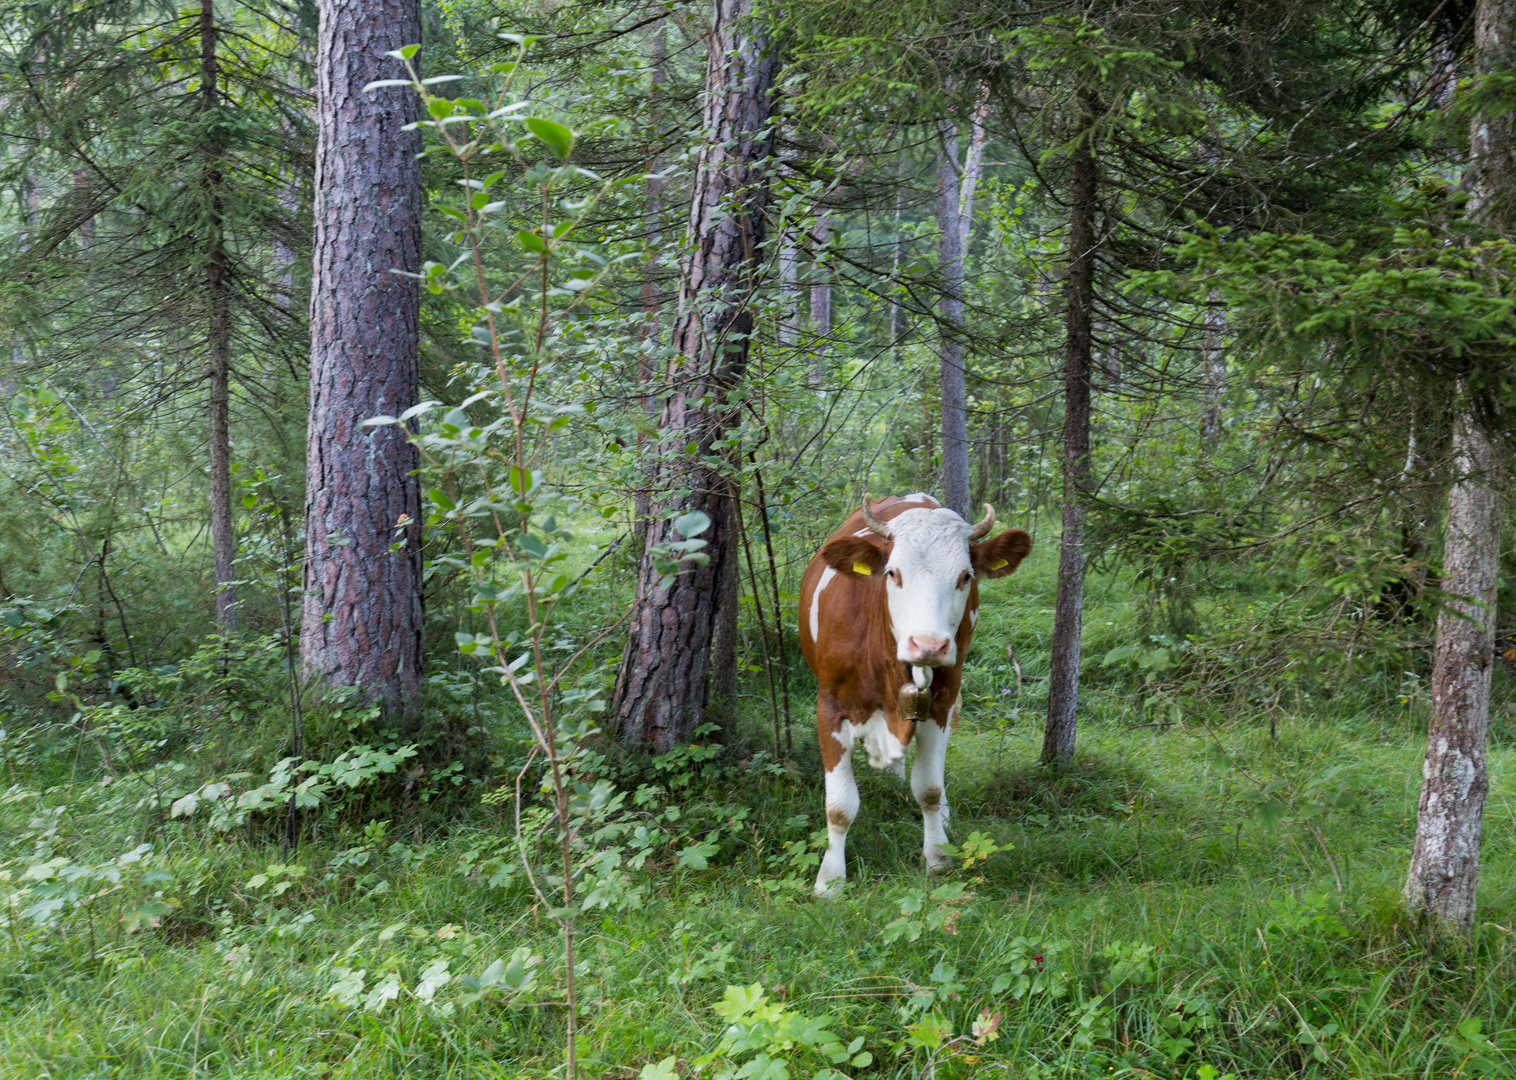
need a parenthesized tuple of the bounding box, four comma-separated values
(911, 719, 951, 871)
(809, 567, 836, 640)
(816, 752, 859, 897)
(860, 709, 906, 771)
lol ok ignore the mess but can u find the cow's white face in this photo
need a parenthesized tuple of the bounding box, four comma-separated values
(878, 508, 975, 666)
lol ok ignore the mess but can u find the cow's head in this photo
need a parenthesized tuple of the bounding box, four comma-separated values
(821, 499, 1032, 666)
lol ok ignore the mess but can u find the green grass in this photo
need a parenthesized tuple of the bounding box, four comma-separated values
(3, 538, 1516, 1079)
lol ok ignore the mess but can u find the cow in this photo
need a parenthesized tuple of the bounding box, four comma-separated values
(797, 493, 1032, 896)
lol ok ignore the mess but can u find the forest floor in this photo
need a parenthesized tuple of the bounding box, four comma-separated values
(4, 543, 1516, 1078)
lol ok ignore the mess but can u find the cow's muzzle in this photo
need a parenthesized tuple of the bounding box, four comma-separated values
(903, 635, 954, 665)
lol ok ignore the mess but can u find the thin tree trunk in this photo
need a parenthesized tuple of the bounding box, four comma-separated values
(301, 0, 424, 718)
(936, 120, 969, 516)
(613, 0, 778, 750)
(779, 227, 799, 345)
(1200, 293, 1226, 446)
(1042, 93, 1097, 769)
(201, 0, 236, 637)
(890, 186, 907, 357)
(957, 82, 990, 253)
(1403, 0, 1511, 933)
(809, 209, 832, 378)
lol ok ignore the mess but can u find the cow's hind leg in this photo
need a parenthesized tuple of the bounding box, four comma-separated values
(815, 695, 858, 897)
(911, 715, 951, 871)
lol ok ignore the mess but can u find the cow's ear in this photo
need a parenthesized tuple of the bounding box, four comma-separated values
(820, 534, 889, 578)
(971, 529, 1032, 579)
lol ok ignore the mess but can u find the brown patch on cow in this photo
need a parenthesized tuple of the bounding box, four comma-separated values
(918, 786, 943, 812)
(819, 533, 889, 577)
(971, 528, 1033, 579)
(827, 807, 853, 830)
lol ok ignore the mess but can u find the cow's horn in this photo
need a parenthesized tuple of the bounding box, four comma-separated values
(860, 495, 892, 538)
(968, 503, 995, 541)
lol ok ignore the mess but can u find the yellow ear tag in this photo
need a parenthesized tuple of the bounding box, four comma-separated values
(852, 561, 873, 576)
(990, 558, 1009, 570)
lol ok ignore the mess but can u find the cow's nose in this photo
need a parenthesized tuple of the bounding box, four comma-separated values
(905, 636, 952, 664)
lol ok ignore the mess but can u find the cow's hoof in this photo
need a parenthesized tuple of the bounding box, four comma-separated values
(924, 850, 951, 873)
(814, 874, 845, 898)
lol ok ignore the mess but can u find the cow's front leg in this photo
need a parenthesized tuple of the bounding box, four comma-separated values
(815, 695, 858, 897)
(911, 715, 951, 872)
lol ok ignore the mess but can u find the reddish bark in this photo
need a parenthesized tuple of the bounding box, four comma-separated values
(613, 0, 778, 750)
(300, 0, 424, 717)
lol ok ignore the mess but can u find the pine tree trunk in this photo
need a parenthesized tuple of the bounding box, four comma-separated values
(1043, 94, 1097, 769)
(613, 0, 778, 750)
(936, 120, 969, 517)
(634, 24, 667, 551)
(1403, 0, 1511, 932)
(202, 0, 236, 636)
(301, 0, 424, 719)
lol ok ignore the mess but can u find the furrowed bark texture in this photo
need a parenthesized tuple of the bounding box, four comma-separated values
(936, 120, 969, 518)
(613, 0, 777, 750)
(202, 0, 236, 636)
(1042, 99, 1097, 769)
(1403, 0, 1511, 932)
(634, 24, 668, 551)
(301, 0, 424, 717)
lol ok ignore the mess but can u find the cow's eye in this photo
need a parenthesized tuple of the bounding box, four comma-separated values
(958, 570, 974, 588)
(885, 568, 900, 585)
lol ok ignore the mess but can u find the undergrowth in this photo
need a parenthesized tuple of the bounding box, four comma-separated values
(2, 541, 1514, 1079)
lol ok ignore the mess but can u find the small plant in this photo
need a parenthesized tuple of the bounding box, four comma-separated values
(699, 982, 872, 1080)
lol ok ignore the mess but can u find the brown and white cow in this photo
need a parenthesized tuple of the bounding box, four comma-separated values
(798, 493, 1032, 895)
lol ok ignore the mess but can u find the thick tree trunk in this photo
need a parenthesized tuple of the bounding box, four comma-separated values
(936, 120, 969, 517)
(301, 0, 424, 718)
(1042, 96, 1097, 769)
(1403, 0, 1511, 932)
(202, 0, 236, 636)
(634, 24, 667, 551)
(613, 0, 777, 750)
(1404, 406, 1502, 931)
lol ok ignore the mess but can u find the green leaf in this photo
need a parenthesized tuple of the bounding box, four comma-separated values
(672, 511, 711, 539)
(638, 1058, 679, 1080)
(429, 488, 456, 511)
(525, 117, 574, 158)
(242, 493, 258, 509)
